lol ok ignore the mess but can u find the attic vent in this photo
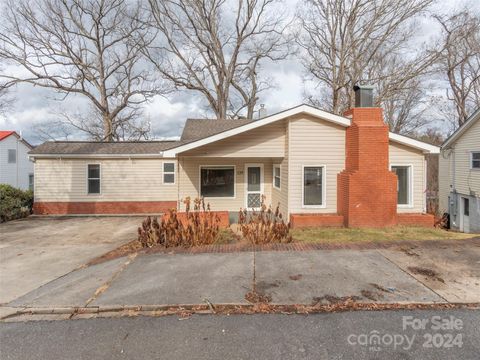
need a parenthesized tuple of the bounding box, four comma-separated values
(354, 85, 374, 107)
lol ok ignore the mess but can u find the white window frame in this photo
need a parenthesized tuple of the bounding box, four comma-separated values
(8, 149, 16, 164)
(390, 164, 413, 208)
(28, 173, 34, 192)
(301, 165, 326, 209)
(273, 164, 281, 190)
(199, 165, 236, 199)
(162, 161, 176, 185)
(86, 163, 101, 195)
(470, 151, 480, 170)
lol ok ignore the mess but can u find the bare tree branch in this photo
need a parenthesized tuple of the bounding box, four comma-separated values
(0, 0, 161, 141)
(434, 10, 480, 128)
(146, 0, 291, 119)
(297, 0, 438, 134)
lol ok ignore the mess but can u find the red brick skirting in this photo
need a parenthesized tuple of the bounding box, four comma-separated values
(290, 213, 344, 228)
(33, 201, 177, 215)
(397, 213, 435, 227)
(162, 211, 230, 228)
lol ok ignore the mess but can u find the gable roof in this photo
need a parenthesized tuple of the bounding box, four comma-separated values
(442, 108, 480, 149)
(0, 131, 15, 141)
(29, 140, 181, 157)
(0, 130, 33, 148)
(181, 118, 254, 141)
(163, 104, 439, 156)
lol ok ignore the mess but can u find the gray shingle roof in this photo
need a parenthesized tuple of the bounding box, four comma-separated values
(29, 141, 182, 155)
(29, 118, 256, 155)
(181, 118, 254, 141)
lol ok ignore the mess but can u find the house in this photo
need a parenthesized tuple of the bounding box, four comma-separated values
(439, 109, 480, 233)
(29, 87, 440, 228)
(0, 131, 34, 191)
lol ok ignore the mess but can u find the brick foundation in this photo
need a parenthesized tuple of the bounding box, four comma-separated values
(162, 211, 231, 228)
(290, 214, 344, 228)
(337, 108, 398, 228)
(397, 213, 435, 227)
(33, 201, 177, 215)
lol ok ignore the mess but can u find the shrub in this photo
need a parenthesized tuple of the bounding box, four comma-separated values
(0, 184, 33, 222)
(137, 197, 222, 248)
(238, 196, 292, 244)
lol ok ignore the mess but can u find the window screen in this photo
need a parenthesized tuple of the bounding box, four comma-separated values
(29, 174, 34, 191)
(8, 149, 16, 163)
(472, 152, 480, 169)
(273, 166, 281, 189)
(303, 166, 323, 206)
(163, 162, 175, 184)
(200, 167, 235, 197)
(392, 166, 410, 205)
(87, 164, 100, 194)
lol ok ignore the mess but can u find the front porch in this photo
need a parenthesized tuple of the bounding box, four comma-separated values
(177, 157, 284, 215)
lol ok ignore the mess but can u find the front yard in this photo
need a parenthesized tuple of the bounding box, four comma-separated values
(291, 226, 476, 244)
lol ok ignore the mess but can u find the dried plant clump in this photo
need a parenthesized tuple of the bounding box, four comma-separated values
(238, 196, 292, 245)
(137, 197, 221, 248)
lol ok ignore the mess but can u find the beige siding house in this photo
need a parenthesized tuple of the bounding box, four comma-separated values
(439, 109, 480, 233)
(30, 98, 439, 228)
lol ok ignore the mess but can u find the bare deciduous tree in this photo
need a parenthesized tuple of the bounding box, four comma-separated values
(146, 0, 290, 119)
(435, 11, 480, 128)
(0, 0, 159, 141)
(297, 0, 437, 134)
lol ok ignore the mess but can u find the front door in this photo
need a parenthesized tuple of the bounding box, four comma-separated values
(245, 164, 264, 210)
(460, 197, 470, 233)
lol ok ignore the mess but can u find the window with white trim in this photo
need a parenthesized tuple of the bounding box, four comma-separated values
(28, 174, 34, 191)
(200, 166, 235, 198)
(303, 166, 324, 206)
(273, 165, 281, 189)
(163, 162, 175, 184)
(8, 149, 16, 163)
(391, 165, 411, 206)
(472, 152, 480, 169)
(87, 164, 101, 194)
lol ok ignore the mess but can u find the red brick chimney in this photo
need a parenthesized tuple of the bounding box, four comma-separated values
(337, 86, 398, 227)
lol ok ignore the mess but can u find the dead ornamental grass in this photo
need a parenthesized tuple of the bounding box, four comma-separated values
(238, 197, 292, 245)
(138, 197, 223, 248)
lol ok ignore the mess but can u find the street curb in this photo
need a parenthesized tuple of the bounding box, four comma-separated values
(2, 302, 479, 321)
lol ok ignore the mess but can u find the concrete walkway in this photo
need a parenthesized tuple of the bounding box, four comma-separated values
(8, 247, 473, 311)
(2, 238, 479, 321)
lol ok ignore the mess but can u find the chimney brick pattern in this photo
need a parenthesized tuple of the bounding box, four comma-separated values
(337, 108, 398, 227)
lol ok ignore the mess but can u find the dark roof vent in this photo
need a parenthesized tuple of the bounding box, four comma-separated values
(354, 85, 374, 107)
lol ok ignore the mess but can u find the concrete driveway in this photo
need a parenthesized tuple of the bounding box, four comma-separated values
(0, 216, 140, 304)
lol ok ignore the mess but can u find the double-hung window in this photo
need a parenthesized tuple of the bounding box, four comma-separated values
(200, 166, 235, 198)
(273, 165, 281, 190)
(391, 165, 412, 206)
(163, 162, 175, 184)
(87, 164, 101, 194)
(303, 166, 325, 207)
(471, 152, 480, 169)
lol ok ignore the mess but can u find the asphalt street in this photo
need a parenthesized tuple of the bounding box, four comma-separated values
(1, 309, 479, 359)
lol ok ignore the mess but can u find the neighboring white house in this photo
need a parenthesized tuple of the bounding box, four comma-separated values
(0, 131, 34, 191)
(439, 109, 480, 233)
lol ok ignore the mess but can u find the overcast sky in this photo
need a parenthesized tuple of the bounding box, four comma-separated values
(1, 0, 478, 144)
